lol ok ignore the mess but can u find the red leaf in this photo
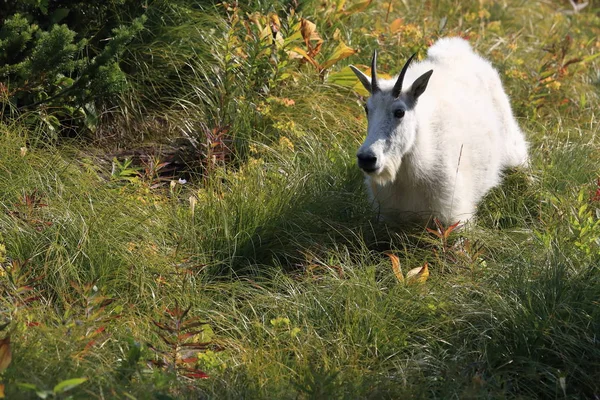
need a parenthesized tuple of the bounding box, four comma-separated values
(83, 340, 97, 352)
(153, 321, 176, 332)
(183, 371, 209, 379)
(426, 227, 443, 239)
(179, 342, 211, 349)
(178, 332, 196, 341)
(93, 326, 106, 335)
(22, 296, 41, 304)
(444, 221, 461, 239)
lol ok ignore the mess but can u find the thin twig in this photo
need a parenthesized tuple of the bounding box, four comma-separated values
(385, 1, 393, 22)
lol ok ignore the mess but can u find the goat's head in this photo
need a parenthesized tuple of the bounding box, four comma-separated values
(350, 51, 433, 185)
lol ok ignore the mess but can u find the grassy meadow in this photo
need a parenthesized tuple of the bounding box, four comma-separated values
(1, 0, 600, 398)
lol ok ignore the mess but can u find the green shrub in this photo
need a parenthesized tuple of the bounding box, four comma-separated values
(0, 2, 146, 139)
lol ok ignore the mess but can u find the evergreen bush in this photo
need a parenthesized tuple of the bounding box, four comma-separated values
(0, 1, 146, 138)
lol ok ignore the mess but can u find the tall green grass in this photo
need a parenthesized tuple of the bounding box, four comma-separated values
(0, 0, 599, 398)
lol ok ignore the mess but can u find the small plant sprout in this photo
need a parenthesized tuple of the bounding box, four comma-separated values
(350, 37, 528, 225)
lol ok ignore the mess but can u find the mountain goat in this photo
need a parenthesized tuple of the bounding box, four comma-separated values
(349, 37, 528, 225)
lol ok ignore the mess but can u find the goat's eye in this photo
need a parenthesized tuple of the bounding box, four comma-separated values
(364, 105, 369, 116)
(394, 109, 405, 119)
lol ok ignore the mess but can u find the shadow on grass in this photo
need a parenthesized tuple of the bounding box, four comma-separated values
(211, 172, 509, 276)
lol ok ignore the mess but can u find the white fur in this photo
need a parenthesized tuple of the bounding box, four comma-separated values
(352, 37, 528, 224)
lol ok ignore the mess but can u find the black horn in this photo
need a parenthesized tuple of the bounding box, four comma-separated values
(392, 53, 417, 98)
(371, 50, 380, 93)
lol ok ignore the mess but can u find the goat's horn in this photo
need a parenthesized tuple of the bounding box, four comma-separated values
(392, 53, 417, 98)
(371, 50, 380, 93)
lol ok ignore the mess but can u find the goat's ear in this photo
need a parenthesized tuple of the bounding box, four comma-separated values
(410, 70, 433, 99)
(350, 65, 372, 93)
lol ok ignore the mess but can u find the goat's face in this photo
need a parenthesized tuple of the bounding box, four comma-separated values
(358, 93, 417, 184)
(350, 52, 432, 185)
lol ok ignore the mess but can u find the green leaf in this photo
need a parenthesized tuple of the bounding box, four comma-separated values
(582, 53, 600, 63)
(36, 390, 52, 399)
(38, 0, 49, 15)
(53, 378, 88, 394)
(84, 103, 99, 132)
(328, 66, 369, 96)
(51, 8, 71, 24)
(16, 383, 38, 391)
(16, 384, 52, 399)
(336, 0, 347, 11)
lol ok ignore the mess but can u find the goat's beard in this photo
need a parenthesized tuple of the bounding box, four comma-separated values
(367, 156, 401, 186)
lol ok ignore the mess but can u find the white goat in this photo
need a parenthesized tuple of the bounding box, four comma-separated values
(349, 37, 528, 225)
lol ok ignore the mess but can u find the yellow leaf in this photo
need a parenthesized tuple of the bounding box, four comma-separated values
(290, 47, 320, 70)
(333, 28, 342, 41)
(344, 0, 373, 14)
(387, 253, 404, 283)
(320, 41, 358, 71)
(286, 49, 304, 60)
(336, 0, 347, 12)
(279, 136, 295, 152)
(258, 25, 272, 43)
(269, 13, 281, 30)
(406, 262, 430, 285)
(0, 383, 4, 398)
(20, 147, 28, 157)
(0, 336, 11, 373)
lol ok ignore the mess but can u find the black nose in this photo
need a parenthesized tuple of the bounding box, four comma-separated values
(357, 152, 378, 172)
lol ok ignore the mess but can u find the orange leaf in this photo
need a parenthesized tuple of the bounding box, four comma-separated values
(0, 336, 11, 372)
(389, 18, 404, 34)
(443, 221, 461, 239)
(179, 356, 198, 364)
(386, 253, 404, 283)
(300, 18, 323, 47)
(0, 383, 4, 398)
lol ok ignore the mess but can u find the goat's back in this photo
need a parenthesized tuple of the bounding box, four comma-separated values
(396, 38, 527, 222)
(425, 37, 527, 168)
